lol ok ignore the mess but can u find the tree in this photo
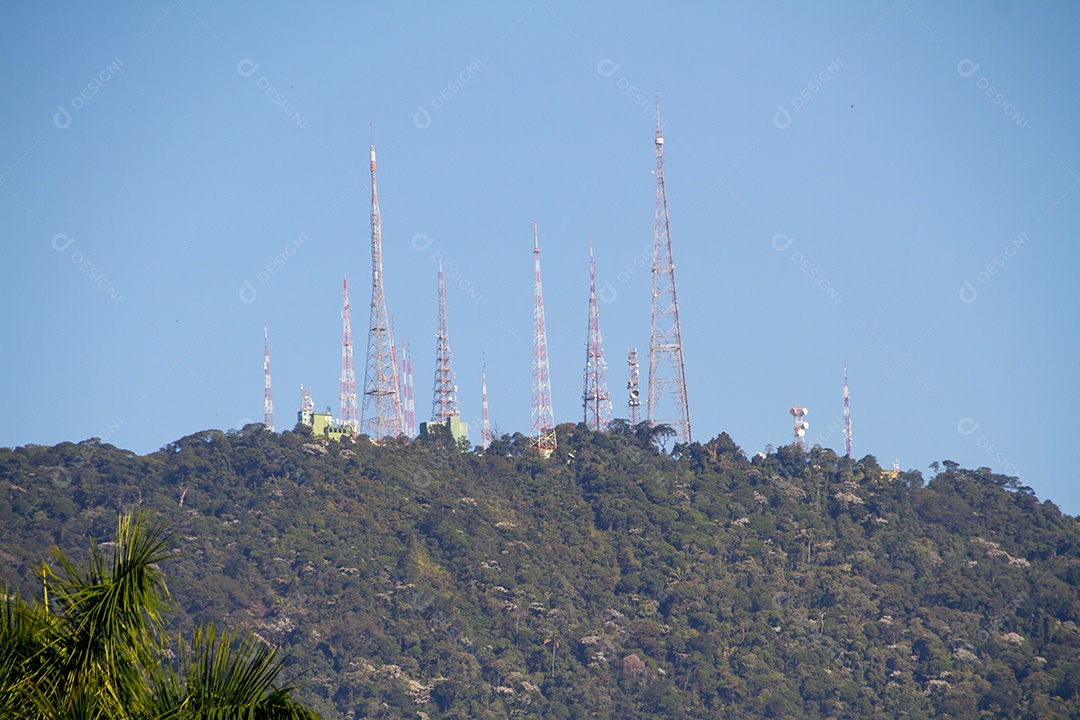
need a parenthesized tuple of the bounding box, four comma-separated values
(0, 510, 319, 719)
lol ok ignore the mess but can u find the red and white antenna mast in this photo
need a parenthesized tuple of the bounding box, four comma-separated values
(263, 321, 274, 431)
(843, 360, 852, 457)
(583, 240, 611, 430)
(431, 262, 459, 422)
(360, 131, 404, 439)
(481, 352, 492, 449)
(340, 276, 359, 431)
(531, 223, 557, 458)
(627, 348, 641, 426)
(647, 91, 692, 444)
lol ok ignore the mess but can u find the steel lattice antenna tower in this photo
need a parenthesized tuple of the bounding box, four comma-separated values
(627, 348, 641, 425)
(299, 384, 314, 426)
(431, 263, 459, 422)
(263, 321, 274, 431)
(360, 135, 404, 439)
(400, 336, 416, 437)
(583, 240, 611, 430)
(531, 223, 557, 458)
(481, 352, 492, 449)
(407, 340, 415, 436)
(843, 360, 852, 458)
(340, 276, 359, 431)
(647, 92, 692, 444)
(791, 406, 809, 450)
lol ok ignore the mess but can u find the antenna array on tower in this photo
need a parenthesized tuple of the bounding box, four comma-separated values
(791, 406, 809, 450)
(531, 223, 557, 458)
(360, 137, 404, 439)
(583, 241, 611, 431)
(647, 93, 692, 444)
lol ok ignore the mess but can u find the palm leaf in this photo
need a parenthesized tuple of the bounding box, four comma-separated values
(151, 624, 319, 719)
(45, 510, 175, 717)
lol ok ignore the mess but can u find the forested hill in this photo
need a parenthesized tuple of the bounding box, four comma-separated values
(2, 423, 1079, 719)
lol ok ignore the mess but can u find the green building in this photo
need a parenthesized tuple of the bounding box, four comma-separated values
(418, 416, 469, 447)
(308, 412, 356, 442)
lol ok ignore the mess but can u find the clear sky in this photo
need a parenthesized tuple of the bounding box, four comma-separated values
(2, 2, 1078, 512)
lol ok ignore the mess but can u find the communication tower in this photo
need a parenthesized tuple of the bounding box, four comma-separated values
(340, 276, 359, 432)
(431, 263, 459, 422)
(360, 136, 404, 439)
(843, 360, 852, 458)
(531, 223, 557, 458)
(583, 241, 611, 431)
(401, 337, 416, 438)
(647, 93, 692, 444)
(627, 348, 642, 426)
(791, 406, 809, 450)
(481, 353, 492, 450)
(263, 321, 273, 431)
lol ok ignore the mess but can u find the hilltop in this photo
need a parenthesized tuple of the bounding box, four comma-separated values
(1, 424, 1078, 719)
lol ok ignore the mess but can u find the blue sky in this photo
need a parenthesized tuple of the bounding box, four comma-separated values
(2, 2, 1078, 512)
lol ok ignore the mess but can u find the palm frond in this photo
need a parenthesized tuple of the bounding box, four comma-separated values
(151, 624, 319, 720)
(45, 510, 176, 717)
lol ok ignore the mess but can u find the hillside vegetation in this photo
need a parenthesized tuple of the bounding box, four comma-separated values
(1, 423, 1078, 719)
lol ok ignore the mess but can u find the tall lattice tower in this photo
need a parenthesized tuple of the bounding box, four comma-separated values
(647, 93, 692, 444)
(583, 241, 611, 430)
(843, 360, 852, 457)
(360, 138, 404, 439)
(431, 263, 459, 422)
(481, 353, 492, 449)
(627, 348, 641, 425)
(263, 321, 274, 431)
(531, 223, 557, 458)
(340, 276, 359, 431)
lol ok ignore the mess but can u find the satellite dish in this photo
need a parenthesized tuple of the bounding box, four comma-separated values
(803, 408, 809, 415)
(797, 428, 805, 437)
(802, 421, 810, 430)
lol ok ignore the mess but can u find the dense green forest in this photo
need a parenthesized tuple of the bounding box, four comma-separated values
(2, 423, 1078, 719)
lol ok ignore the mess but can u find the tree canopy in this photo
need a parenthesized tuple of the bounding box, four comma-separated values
(0, 509, 319, 719)
(1, 423, 1078, 718)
